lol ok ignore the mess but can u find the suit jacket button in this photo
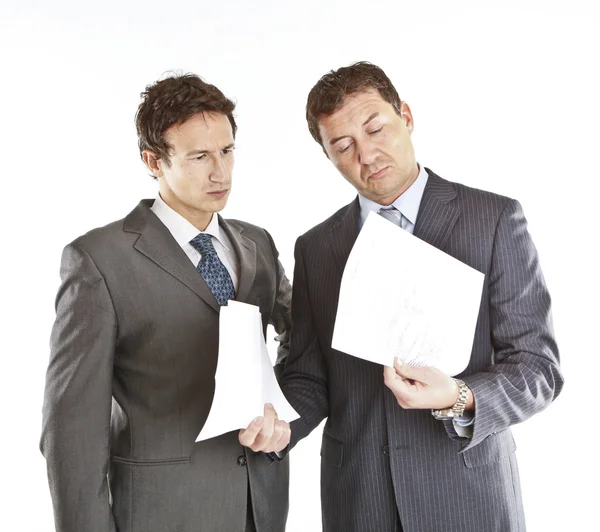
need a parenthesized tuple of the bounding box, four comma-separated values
(237, 455, 247, 467)
(382, 445, 390, 456)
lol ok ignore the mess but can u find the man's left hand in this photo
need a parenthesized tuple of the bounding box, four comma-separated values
(238, 403, 291, 453)
(383, 358, 473, 411)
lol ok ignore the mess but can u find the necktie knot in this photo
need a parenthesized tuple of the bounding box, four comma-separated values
(377, 206, 404, 227)
(190, 233, 217, 256)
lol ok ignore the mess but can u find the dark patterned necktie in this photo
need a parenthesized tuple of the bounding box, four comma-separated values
(189, 233, 235, 306)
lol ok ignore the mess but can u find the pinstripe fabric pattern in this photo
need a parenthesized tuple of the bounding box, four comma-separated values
(281, 169, 563, 532)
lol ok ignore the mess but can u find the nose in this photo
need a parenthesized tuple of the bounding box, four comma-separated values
(357, 139, 379, 166)
(209, 153, 230, 183)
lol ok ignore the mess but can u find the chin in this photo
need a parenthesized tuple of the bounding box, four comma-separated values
(212, 198, 230, 212)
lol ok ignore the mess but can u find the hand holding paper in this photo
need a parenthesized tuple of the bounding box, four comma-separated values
(238, 403, 291, 453)
(196, 301, 298, 443)
(383, 358, 472, 410)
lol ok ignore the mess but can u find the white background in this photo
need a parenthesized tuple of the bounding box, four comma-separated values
(1, 1, 598, 530)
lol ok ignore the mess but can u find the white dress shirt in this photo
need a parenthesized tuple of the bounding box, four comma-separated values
(150, 195, 240, 291)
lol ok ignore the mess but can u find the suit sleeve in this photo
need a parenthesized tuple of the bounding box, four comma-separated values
(263, 229, 292, 379)
(445, 199, 564, 449)
(280, 237, 330, 448)
(40, 243, 117, 532)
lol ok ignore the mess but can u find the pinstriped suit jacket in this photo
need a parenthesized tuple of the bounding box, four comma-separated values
(281, 169, 563, 532)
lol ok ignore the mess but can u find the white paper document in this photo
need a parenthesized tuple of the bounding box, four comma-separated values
(332, 212, 484, 376)
(196, 300, 299, 442)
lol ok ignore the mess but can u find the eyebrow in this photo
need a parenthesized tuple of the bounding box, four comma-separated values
(362, 112, 379, 126)
(329, 112, 380, 146)
(185, 143, 235, 157)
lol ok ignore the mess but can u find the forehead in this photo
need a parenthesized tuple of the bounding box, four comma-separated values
(318, 89, 393, 139)
(164, 112, 233, 150)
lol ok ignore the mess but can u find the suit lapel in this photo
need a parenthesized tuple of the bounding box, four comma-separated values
(219, 216, 256, 304)
(413, 169, 460, 251)
(124, 200, 220, 313)
(329, 198, 361, 277)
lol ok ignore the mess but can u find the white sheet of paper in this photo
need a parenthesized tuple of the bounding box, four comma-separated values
(332, 211, 484, 376)
(196, 300, 299, 442)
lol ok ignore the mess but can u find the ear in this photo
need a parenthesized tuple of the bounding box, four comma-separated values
(142, 150, 163, 178)
(399, 102, 414, 134)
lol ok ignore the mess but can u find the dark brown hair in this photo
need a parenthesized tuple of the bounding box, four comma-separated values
(306, 61, 402, 148)
(135, 73, 237, 166)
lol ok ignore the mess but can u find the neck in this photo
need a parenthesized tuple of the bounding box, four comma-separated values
(159, 193, 213, 232)
(378, 164, 420, 206)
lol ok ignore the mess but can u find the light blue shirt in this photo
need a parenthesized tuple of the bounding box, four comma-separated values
(358, 163, 429, 233)
(358, 164, 473, 436)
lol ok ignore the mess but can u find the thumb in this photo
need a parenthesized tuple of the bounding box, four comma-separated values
(394, 358, 421, 380)
(393, 357, 409, 376)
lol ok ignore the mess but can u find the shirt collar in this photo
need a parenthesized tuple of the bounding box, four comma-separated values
(150, 194, 229, 250)
(358, 163, 429, 228)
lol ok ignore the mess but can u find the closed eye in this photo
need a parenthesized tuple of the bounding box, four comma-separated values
(368, 127, 383, 135)
(336, 142, 353, 154)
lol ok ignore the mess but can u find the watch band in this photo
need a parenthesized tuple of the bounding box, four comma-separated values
(431, 378, 469, 420)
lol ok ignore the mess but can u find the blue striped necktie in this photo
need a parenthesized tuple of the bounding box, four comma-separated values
(189, 233, 235, 306)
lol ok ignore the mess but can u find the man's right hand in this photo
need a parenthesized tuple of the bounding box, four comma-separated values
(238, 403, 291, 453)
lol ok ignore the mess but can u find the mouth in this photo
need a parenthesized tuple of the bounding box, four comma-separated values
(207, 189, 229, 199)
(367, 167, 389, 181)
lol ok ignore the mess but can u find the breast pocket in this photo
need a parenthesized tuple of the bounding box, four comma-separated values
(461, 429, 517, 468)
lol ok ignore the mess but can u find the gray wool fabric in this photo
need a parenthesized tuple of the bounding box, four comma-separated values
(41, 200, 292, 532)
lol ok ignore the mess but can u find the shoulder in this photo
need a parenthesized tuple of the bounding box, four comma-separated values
(224, 218, 278, 251)
(223, 218, 281, 257)
(427, 168, 519, 222)
(65, 201, 150, 258)
(64, 219, 126, 261)
(225, 218, 269, 240)
(297, 200, 356, 246)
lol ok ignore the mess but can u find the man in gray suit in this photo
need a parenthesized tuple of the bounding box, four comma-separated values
(280, 62, 564, 531)
(41, 73, 292, 532)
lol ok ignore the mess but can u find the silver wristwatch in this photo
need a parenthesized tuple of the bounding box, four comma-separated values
(431, 378, 469, 420)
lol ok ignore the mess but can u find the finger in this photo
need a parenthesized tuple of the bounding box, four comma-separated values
(261, 403, 276, 440)
(238, 416, 264, 447)
(394, 357, 411, 378)
(383, 364, 401, 386)
(394, 361, 428, 385)
(273, 421, 291, 452)
(249, 404, 276, 451)
(268, 420, 285, 448)
(383, 365, 415, 407)
(386, 375, 410, 395)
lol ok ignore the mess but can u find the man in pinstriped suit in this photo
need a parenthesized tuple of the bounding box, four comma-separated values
(280, 62, 563, 531)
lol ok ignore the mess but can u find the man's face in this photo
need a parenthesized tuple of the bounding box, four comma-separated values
(317, 89, 419, 206)
(144, 112, 234, 227)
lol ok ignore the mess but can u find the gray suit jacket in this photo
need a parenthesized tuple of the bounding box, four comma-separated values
(281, 170, 564, 532)
(41, 200, 292, 532)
